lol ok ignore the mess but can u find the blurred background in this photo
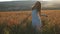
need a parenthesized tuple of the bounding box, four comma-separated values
(0, 0, 60, 11)
(0, 0, 60, 34)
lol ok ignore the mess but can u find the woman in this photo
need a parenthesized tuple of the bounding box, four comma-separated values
(32, 1, 42, 34)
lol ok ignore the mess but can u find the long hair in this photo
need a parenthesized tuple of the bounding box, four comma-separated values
(32, 1, 41, 12)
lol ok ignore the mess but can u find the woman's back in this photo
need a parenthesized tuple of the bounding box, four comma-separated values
(32, 1, 42, 34)
(32, 9, 42, 27)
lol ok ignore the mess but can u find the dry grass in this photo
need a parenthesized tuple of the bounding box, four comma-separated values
(0, 11, 32, 26)
(41, 10, 60, 27)
(0, 10, 60, 34)
(41, 10, 60, 34)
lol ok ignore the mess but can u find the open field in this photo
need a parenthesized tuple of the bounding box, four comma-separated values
(41, 10, 60, 34)
(0, 11, 32, 25)
(0, 10, 60, 34)
(41, 10, 60, 26)
(0, 10, 60, 26)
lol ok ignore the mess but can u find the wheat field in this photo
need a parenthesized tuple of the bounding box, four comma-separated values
(0, 10, 60, 34)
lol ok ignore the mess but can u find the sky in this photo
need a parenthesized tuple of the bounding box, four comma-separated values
(41, 1, 60, 9)
(0, 0, 60, 1)
(0, 0, 60, 10)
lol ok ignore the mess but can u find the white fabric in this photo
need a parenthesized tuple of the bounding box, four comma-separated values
(32, 9, 42, 28)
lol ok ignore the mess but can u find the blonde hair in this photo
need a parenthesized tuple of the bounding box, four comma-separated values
(32, 1, 41, 12)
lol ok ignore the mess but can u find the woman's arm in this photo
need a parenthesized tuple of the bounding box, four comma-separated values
(41, 14, 48, 17)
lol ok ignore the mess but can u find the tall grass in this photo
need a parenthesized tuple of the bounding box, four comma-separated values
(0, 18, 60, 34)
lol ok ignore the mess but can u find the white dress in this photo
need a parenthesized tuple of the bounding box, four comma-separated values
(32, 9, 42, 30)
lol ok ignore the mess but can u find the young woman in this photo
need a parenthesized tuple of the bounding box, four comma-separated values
(32, 1, 42, 34)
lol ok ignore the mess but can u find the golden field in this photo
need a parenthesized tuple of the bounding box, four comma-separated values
(0, 11, 32, 26)
(41, 10, 60, 26)
(0, 10, 60, 26)
(0, 10, 60, 34)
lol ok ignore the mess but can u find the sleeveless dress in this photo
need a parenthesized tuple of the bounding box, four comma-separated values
(32, 9, 42, 28)
(32, 9, 42, 34)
